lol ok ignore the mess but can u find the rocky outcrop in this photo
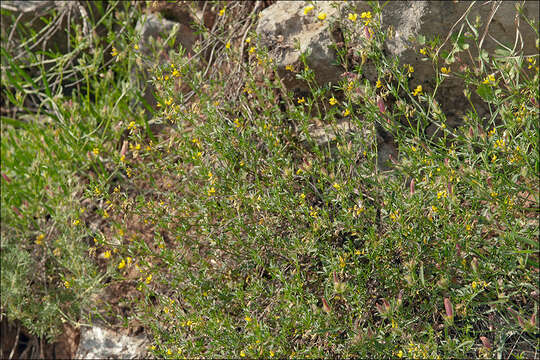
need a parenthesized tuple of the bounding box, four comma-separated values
(75, 325, 148, 359)
(257, 1, 539, 92)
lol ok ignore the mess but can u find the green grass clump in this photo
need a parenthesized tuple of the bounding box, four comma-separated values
(1, 1, 538, 358)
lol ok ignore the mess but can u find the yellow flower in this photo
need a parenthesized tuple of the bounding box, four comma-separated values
(303, 5, 314, 15)
(360, 11, 372, 25)
(348, 13, 357, 22)
(419, 48, 427, 55)
(218, 7, 226, 16)
(249, 46, 256, 54)
(35, 234, 45, 245)
(245, 37, 251, 44)
(412, 85, 422, 96)
(111, 47, 118, 57)
(244, 316, 252, 322)
(329, 97, 337, 105)
(233, 118, 241, 128)
(240, 350, 246, 357)
(92, 147, 100, 155)
(482, 74, 495, 85)
(317, 12, 327, 20)
(285, 64, 294, 71)
(73, 219, 80, 226)
(297, 97, 305, 104)
(342, 108, 350, 116)
(225, 41, 231, 49)
(103, 250, 111, 259)
(133, 44, 139, 51)
(397, 350, 403, 358)
(64, 280, 71, 288)
(118, 259, 126, 269)
(145, 274, 152, 284)
(332, 182, 341, 190)
(208, 187, 216, 196)
(270, 350, 275, 357)
(405, 64, 414, 73)
(441, 67, 451, 74)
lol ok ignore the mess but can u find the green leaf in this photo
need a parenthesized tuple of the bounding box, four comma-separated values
(476, 84, 495, 102)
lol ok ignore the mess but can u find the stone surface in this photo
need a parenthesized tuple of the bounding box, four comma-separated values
(256, 1, 346, 91)
(75, 325, 148, 359)
(256, 0, 539, 91)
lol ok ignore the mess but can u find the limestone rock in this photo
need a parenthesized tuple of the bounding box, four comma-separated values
(256, 1, 345, 91)
(256, 0, 539, 94)
(75, 326, 148, 359)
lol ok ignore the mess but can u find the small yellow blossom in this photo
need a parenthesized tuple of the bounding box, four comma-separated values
(102, 210, 109, 219)
(270, 350, 275, 357)
(64, 280, 71, 288)
(245, 316, 252, 322)
(208, 187, 216, 196)
(111, 47, 118, 57)
(405, 64, 414, 74)
(249, 46, 256, 54)
(73, 219, 80, 226)
(360, 11, 372, 25)
(332, 182, 341, 190)
(225, 41, 231, 49)
(285, 64, 294, 71)
(133, 44, 139, 51)
(118, 259, 126, 269)
(245, 37, 251, 44)
(304, 5, 314, 15)
(35, 234, 45, 245)
(92, 147, 100, 155)
(233, 118, 241, 128)
(348, 13, 357, 22)
(145, 274, 152, 284)
(317, 12, 327, 20)
(297, 97, 305, 104)
(104, 250, 111, 259)
(419, 48, 427, 55)
(218, 7, 226, 16)
(482, 74, 496, 85)
(329, 96, 338, 105)
(127, 121, 136, 130)
(240, 350, 246, 357)
(376, 79, 382, 88)
(342, 108, 350, 116)
(441, 67, 451, 74)
(412, 85, 422, 96)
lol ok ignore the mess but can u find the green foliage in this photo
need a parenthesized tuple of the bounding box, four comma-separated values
(1, 1, 538, 358)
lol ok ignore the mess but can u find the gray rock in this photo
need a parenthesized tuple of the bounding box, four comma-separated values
(75, 326, 148, 359)
(256, 0, 539, 91)
(256, 1, 345, 91)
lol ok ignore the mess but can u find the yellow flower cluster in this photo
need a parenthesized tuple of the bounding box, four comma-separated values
(360, 11, 372, 25)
